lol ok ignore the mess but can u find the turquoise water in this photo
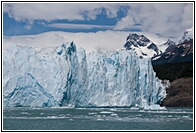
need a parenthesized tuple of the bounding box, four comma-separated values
(3, 107, 193, 130)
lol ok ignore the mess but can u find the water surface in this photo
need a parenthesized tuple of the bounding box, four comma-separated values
(3, 107, 193, 130)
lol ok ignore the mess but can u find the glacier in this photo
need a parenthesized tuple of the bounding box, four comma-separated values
(3, 42, 166, 108)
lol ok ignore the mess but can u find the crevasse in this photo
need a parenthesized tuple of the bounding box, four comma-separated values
(3, 42, 166, 108)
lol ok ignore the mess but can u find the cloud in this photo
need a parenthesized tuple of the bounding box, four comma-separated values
(47, 23, 113, 30)
(3, 3, 122, 21)
(114, 3, 193, 38)
(3, 30, 168, 52)
(3, 31, 128, 52)
(3, 2, 193, 38)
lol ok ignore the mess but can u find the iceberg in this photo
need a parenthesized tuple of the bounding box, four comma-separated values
(3, 42, 166, 108)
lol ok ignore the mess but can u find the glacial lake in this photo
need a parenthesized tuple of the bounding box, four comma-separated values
(3, 107, 193, 130)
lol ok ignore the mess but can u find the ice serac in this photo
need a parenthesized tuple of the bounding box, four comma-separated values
(3, 44, 72, 107)
(138, 59, 166, 107)
(3, 73, 58, 107)
(80, 50, 140, 107)
(3, 43, 166, 108)
(76, 50, 166, 107)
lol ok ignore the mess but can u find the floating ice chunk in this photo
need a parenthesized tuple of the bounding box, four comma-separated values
(110, 113, 118, 116)
(99, 111, 113, 114)
(97, 118, 104, 121)
(88, 112, 97, 115)
(109, 109, 117, 111)
(130, 107, 140, 110)
(20, 112, 30, 115)
(144, 105, 166, 111)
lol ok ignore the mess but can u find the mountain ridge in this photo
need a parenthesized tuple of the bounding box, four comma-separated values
(123, 28, 193, 64)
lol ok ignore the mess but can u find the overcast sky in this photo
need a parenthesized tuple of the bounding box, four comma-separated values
(3, 2, 193, 50)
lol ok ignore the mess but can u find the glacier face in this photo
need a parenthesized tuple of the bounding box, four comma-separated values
(3, 44, 71, 107)
(3, 42, 166, 108)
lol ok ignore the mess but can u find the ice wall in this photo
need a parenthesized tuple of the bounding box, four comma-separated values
(3, 43, 166, 108)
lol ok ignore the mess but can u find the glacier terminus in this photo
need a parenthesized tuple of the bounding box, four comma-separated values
(3, 42, 167, 108)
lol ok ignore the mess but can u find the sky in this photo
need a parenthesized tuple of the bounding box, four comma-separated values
(2, 2, 194, 51)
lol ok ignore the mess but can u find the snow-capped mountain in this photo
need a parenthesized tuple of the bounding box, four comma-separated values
(3, 43, 166, 108)
(152, 39, 193, 65)
(164, 40, 179, 54)
(123, 33, 176, 59)
(162, 39, 176, 47)
(152, 39, 176, 61)
(179, 28, 193, 44)
(123, 27, 193, 62)
(152, 28, 193, 65)
(124, 33, 162, 59)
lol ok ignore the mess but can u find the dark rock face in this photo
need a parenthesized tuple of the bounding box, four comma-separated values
(161, 78, 193, 107)
(147, 43, 160, 55)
